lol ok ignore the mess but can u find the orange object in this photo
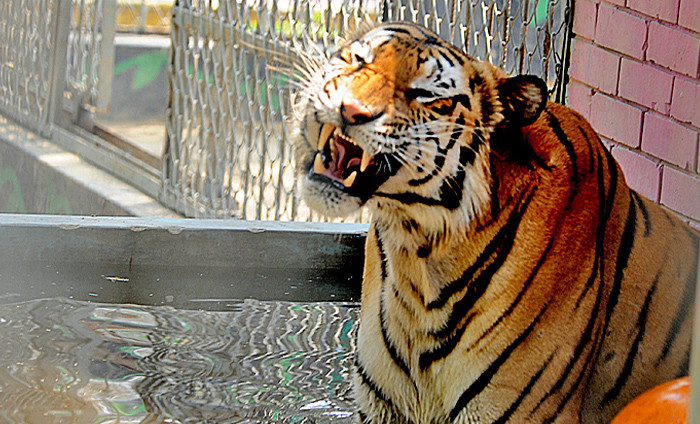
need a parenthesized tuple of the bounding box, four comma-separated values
(610, 377, 690, 424)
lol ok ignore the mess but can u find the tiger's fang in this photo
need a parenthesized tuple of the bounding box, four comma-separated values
(314, 153, 326, 174)
(318, 123, 334, 151)
(360, 151, 371, 172)
(343, 171, 357, 187)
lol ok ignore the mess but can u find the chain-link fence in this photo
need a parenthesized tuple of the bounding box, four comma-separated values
(67, 0, 117, 114)
(0, 0, 116, 136)
(163, 0, 573, 220)
(0, 0, 572, 221)
(0, 0, 57, 134)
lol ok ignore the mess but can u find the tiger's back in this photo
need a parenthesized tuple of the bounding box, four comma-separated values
(492, 102, 698, 423)
(291, 21, 698, 423)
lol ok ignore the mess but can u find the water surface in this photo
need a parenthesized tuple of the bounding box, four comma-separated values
(0, 298, 359, 423)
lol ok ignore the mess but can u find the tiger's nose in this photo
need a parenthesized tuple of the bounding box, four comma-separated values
(340, 96, 382, 125)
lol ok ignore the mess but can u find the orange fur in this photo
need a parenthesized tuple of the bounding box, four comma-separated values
(292, 22, 699, 423)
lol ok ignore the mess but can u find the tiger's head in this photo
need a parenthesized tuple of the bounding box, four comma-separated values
(292, 22, 547, 234)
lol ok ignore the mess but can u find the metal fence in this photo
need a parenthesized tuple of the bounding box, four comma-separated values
(0, 0, 57, 134)
(0, 0, 572, 221)
(0, 0, 115, 135)
(162, 0, 573, 220)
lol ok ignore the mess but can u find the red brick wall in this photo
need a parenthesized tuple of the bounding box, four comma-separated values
(567, 0, 700, 228)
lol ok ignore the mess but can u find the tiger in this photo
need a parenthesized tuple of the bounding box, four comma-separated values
(290, 21, 699, 424)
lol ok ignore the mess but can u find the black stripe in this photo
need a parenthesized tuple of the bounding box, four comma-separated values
(419, 322, 468, 370)
(430, 226, 519, 340)
(449, 307, 546, 421)
(469, 72, 483, 94)
(427, 187, 535, 310)
(541, 327, 602, 423)
(437, 146, 469, 209)
(656, 257, 697, 366)
(408, 170, 438, 187)
(574, 151, 607, 309)
(602, 271, 659, 404)
(677, 343, 691, 379)
(377, 146, 471, 210)
(382, 26, 413, 37)
(601, 140, 619, 223)
(376, 228, 413, 379)
(379, 294, 412, 378)
(545, 110, 578, 187)
(604, 191, 638, 340)
(438, 50, 455, 67)
(577, 124, 595, 173)
(376, 227, 387, 281)
(355, 359, 398, 412)
(473, 234, 556, 348)
(493, 351, 557, 424)
(452, 94, 471, 110)
(405, 87, 439, 101)
(537, 146, 619, 420)
(537, 147, 620, 419)
(630, 190, 651, 236)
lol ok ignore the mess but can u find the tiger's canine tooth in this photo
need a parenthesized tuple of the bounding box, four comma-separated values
(343, 171, 357, 187)
(317, 123, 334, 151)
(360, 151, 371, 172)
(314, 153, 326, 174)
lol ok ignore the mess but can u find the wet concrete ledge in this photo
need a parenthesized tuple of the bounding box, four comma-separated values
(0, 214, 368, 309)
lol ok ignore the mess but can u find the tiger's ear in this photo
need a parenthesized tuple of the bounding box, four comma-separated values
(497, 75, 548, 127)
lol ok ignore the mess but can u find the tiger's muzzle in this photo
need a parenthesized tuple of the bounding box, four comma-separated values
(308, 123, 401, 203)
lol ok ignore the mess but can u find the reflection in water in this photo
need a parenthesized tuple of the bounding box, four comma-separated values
(0, 298, 359, 423)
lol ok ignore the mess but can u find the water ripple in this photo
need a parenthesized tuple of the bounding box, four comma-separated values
(0, 298, 359, 423)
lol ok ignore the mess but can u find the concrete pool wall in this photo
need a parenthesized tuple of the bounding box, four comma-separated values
(0, 213, 698, 421)
(0, 214, 366, 308)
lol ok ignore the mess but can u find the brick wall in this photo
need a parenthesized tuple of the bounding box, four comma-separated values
(567, 0, 700, 228)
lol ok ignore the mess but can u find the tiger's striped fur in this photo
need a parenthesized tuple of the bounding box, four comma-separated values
(291, 22, 698, 424)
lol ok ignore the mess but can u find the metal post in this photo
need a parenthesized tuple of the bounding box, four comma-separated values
(689, 248, 700, 424)
(46, 0, 73, 136)
(140, 0, 147, 33)
(96, 0, 117, 113)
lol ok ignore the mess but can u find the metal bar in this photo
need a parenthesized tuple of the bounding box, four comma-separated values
(96, 0, 117, 112)
(52, 126, 162, 199)
(690, 246, 700, 424)
(46, 0, 73, 135)
(555, 0, 574, 104)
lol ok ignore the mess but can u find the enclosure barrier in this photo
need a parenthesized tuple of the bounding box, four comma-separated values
(0, 0, 115, 136)
(162, 0, 573, 219)
(1, 0, 572, 219)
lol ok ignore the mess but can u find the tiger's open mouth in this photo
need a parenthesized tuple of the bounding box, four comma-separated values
(309, 123, 399, 201)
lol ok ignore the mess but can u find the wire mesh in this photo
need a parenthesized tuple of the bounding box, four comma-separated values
(0, 0, 115, 133)
(66, 0, 116, 114)
(161, 0, 573, 220)
(0, 0, 55, 134)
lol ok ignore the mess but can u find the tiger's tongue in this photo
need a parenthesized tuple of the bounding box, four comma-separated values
(328, 139, 362, 180)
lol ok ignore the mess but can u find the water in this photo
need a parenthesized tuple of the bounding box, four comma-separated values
(0, 298, 360, 423)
